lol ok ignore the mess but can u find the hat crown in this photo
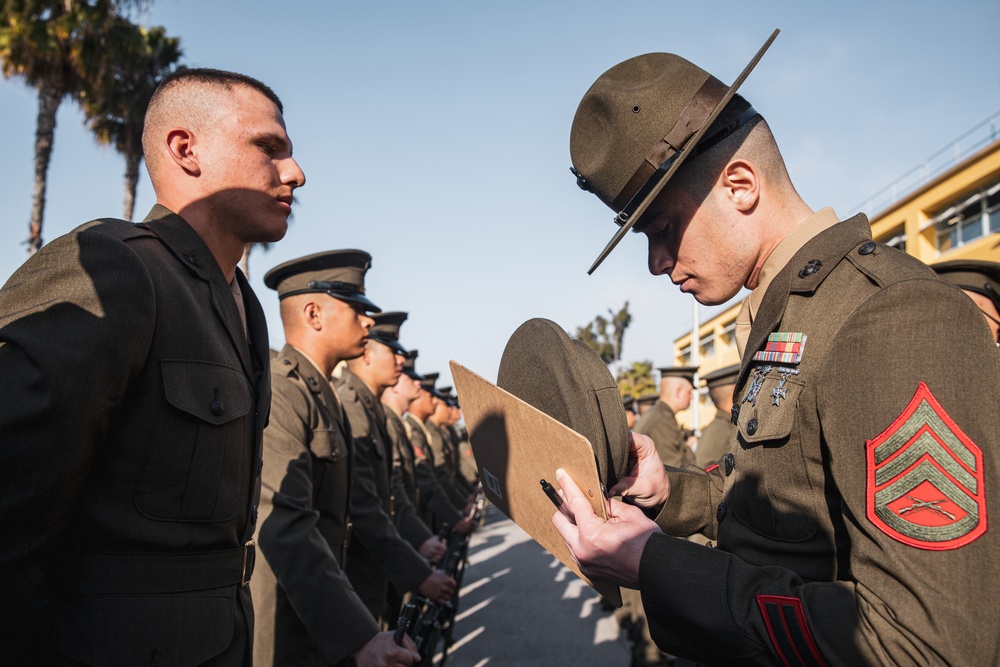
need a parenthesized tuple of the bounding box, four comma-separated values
(570, 53, 713, 210)
(370, 311, 408, 338)
(263, 249, 374, 300)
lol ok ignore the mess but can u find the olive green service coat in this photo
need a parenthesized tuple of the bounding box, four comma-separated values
(640, 216, 1000, 665)
(0, 206, 267, 665)
(634, 399, 695, 468)
(253, 346, 379, 666)
(695, 410, 734, 469)
(405, 414, 462, 531)
(384, 406, 435, 548)
(337, 370, 433, 620)
(426, 421, 472, 507)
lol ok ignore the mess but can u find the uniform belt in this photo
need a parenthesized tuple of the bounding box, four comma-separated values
(75, 540, 256, 594)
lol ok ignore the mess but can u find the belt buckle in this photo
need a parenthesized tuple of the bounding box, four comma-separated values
(241, 540, 256, 587)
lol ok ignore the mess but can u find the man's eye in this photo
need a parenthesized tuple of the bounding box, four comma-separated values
(258, 143, 276, 155)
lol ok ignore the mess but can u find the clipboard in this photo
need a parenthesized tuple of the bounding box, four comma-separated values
(450, 360, 622, 606)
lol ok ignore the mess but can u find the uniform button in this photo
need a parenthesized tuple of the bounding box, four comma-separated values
(746, 418, 758, 436)
(858, 241, 876, 255)
(717, 501, 727, 523)
(797, 259, 822, 278)
(251, 504, 258, 525)
(210, 399, 225, 416)
(724, 453, 735, 476)
(731, 404, 740, 424)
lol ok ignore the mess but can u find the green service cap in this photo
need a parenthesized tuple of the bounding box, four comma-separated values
(264, 249, 381, 313)
(932, 259, 1000, 312)
(369, 311, 408, 355)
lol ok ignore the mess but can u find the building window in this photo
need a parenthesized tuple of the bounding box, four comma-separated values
(699, 336, 715, 358)
(679, 345, 691, 366)
(933, 180, 1000, 253)
(720, 322, 736, 344)
(877, 224, 907, 252)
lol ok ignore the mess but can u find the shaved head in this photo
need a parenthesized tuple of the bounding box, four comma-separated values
(142, 68, 283, 185)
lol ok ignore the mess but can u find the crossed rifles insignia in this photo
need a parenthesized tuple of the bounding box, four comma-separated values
(866, 382, 987, 550)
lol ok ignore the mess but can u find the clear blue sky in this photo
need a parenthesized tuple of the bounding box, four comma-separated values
(2, 1, 999, 385)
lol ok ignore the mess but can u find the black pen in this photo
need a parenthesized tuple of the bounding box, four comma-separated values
(540, 479, 563, 509)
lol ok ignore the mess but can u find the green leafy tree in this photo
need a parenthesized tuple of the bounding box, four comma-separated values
(617, 360, 655, 399)
(81, 19, 180, 220)
(0, 0, 144, 252)
(576, 301, 632, 365)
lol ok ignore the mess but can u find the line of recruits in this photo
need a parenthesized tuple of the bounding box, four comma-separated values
(252, 249, 480, 666)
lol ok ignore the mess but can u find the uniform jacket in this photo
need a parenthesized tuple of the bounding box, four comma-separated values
(337, 370, 432, 620)
(634, 400, 695, 468)
(405, 414, 461, 531)
(0, 206, 267, 666)
(425, 421, 470, 508)
(253, 346, 378, 666)
(640, 215, 1000, 665)
(695, 410, 733, 469)
(384, 405, 435, 548)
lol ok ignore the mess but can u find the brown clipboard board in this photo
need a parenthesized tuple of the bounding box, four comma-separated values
(450, 360, 622, 606)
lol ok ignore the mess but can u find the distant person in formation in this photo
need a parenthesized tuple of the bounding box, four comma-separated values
(695, 363, 740, 468)
(931, 259, 1000, 344)
(0, 68, 303, 664)
(253, 250, 419, 667)
(632, 366, 698, 467)
(623, 395, 638, 429)
(555, 39, 1000, 664)
(337, 311, 455, 623)
(635, 392, 658, 416)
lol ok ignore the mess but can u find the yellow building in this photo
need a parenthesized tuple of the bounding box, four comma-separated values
(674, 113, 1000, 430)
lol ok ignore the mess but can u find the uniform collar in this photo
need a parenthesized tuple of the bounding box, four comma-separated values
(748, 207, 840, 321)
(738, 213, 874, 383)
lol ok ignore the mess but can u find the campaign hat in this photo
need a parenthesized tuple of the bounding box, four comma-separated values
(570, 30, 779, 273)
(497, 318, 628, 489)
(264, 249, 381, 312)
(369, 311, 409, 355)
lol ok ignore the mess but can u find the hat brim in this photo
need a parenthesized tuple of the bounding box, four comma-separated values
(497, 318, 628, 490)
(587, 29, 779, 274)
(330, 292, 382, 313)
(371, 336, 408, 356)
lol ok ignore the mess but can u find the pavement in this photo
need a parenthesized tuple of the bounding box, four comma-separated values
(435, 504, 633, 667)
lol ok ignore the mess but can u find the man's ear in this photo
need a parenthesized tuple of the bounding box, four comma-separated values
(165, 127, 201, 176)
(304, 301, 323, 331)
(721, 159, 759, 213)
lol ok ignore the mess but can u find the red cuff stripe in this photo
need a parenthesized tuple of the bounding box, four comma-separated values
(755, 595, 828, 667)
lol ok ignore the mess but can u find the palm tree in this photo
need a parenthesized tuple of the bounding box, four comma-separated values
(81, 20, 181, 220)
(0, 0, 142, 252)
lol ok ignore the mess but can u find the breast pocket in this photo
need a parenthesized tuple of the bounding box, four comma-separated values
(730, 368, 818, 541)
(312, 428, 350, 517)
(136, 360, 252, 522)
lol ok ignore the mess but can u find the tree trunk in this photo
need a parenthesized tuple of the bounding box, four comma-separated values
(29, 82, 63, 254)
(123, 150, 141, 221)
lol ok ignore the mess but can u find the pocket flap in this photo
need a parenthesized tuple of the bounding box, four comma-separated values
(737, 373, 802, 444)
(162, 360, 251, 425)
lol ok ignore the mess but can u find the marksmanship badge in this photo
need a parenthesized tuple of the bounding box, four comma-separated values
(866, 382, 987, 550)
